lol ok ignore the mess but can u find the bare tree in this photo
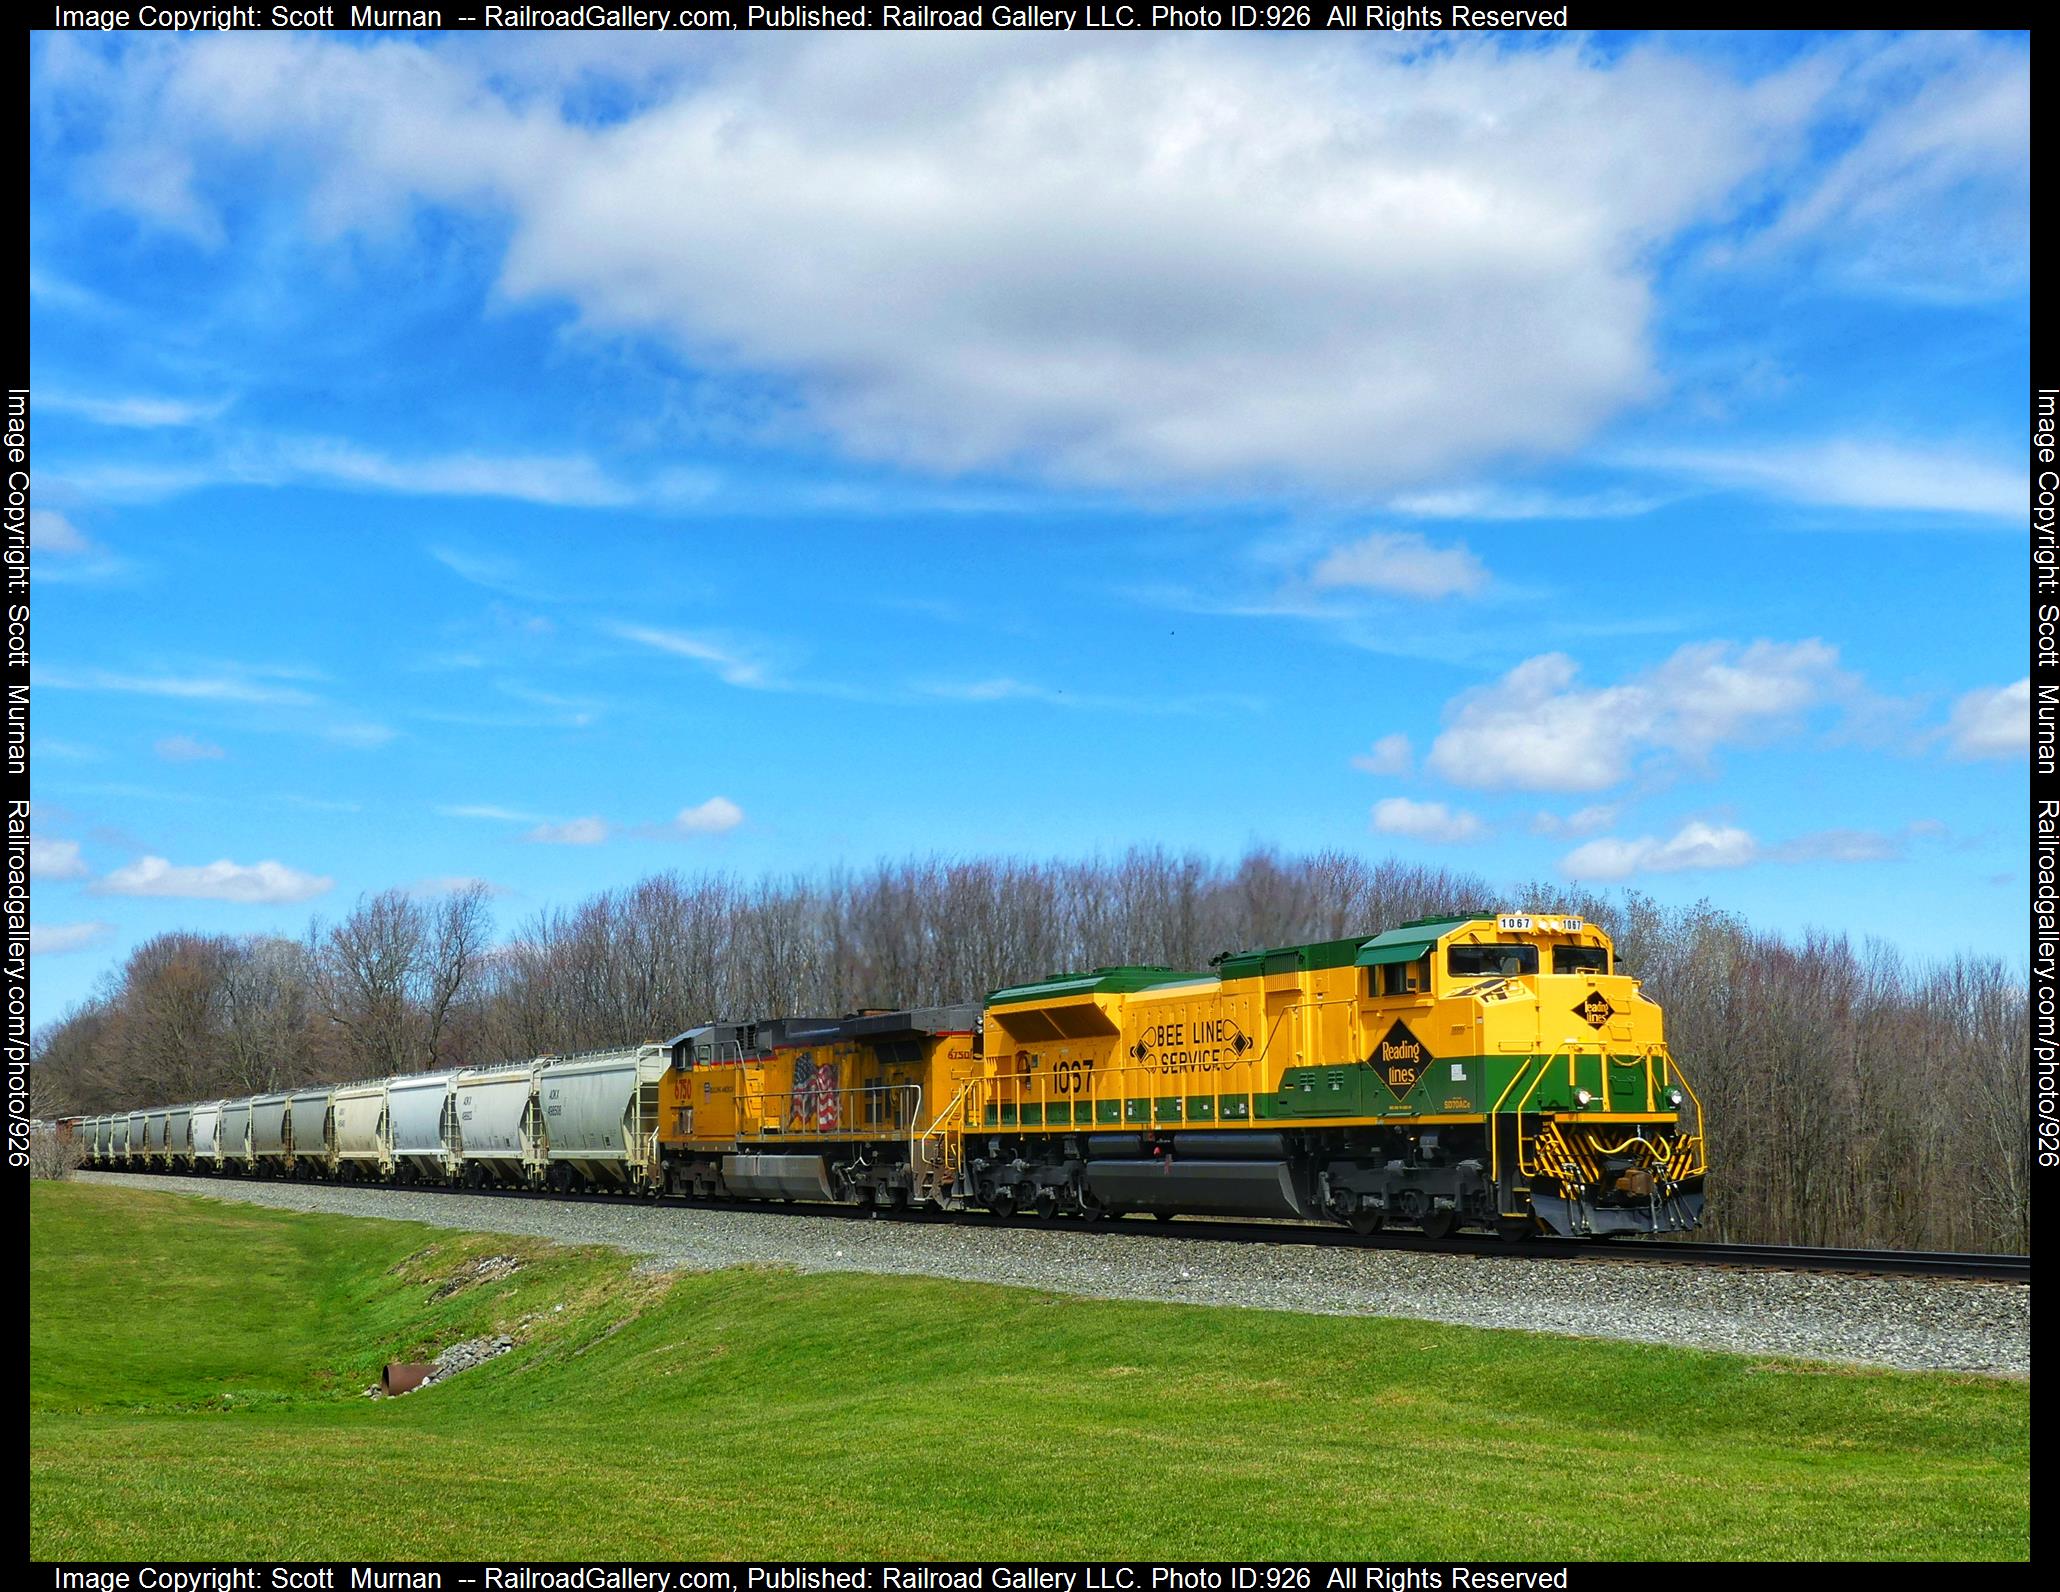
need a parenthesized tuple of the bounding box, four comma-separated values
(317, 890, 427, 1075)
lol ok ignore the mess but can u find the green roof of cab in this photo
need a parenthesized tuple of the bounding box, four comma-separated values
(986, 965, 1208, 1007)
(1216, 912, 1491, 981)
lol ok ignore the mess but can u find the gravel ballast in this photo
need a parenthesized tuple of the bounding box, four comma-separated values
(76, 1172, 2029, 1376)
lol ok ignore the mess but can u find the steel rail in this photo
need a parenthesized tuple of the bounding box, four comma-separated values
(87, 1167, 2031, 1282)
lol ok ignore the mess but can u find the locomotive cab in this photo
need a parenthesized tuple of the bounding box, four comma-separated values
(1347, 912, 1705, 1237)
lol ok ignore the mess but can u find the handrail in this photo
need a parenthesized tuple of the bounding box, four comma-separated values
(916, 1076, 981, 1173)
(967, 1053, 1270, 1134)
(728, 1081, 925, 1141)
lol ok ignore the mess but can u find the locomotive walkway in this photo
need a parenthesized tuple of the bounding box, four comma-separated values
(76, 1171, 2030, 1376)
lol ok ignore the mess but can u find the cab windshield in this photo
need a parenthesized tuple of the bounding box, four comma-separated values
(1552, 945, 1610, 974)
(1447, 943, 1537, 978)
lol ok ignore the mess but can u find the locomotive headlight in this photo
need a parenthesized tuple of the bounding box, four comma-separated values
(1574, 1088, 1593, 1107)
(1667, 1088, 1685, 1108)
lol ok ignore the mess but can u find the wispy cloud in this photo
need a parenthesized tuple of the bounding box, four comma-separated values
(1307, 531, 1489, 601)
(49, 433, 663, 510)
(35, 666, 318, 706)
(34, 663, 391, 749)
(31, 507, 94, 554)
(1351, 735, 1412, 777)
(436, 803, 542, 823)
(607, 623, 772, 689)
(1624, 439, 2021, 520)
(523, 816, 609, 846)
(30, 507, 132, 584)
(407, 875, 511, 899)
(916, 677, 1259, 717)
(154, 734, 225, 762)
(1387, 485, 1671, 521)
(42, 390, 232, 428)
(1561, 818, 1931, 880)
(1531, 804, 1620, 839)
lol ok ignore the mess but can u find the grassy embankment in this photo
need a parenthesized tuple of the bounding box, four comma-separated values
(31, 1181, 2029, 1561)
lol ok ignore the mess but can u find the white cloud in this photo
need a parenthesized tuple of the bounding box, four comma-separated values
(1371, 797, 1484, 845)
(523, 817, 610, 846)
(1943, 678, 2028, 760)
(154, 734, 226, 762)
(30, 837, 90, 880)
(1629, 438, 2021, 519)
(92, 855, 333, 903)
(30, 921, 116, 957)
(671, 797, 744, 835)
(31, 508, 93, 554)
(437, 803, 541, 822)
(1351, 734, 1412, 776)
(1309, 532, 1488, 600)
(1428, 639, 1849, 792)
(59, 34, 1826, 493)
(1561, 821, 1759, 880)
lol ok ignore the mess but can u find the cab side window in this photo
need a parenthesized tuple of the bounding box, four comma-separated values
(1371, 956, 1430, 997)
(1448, 943, 1539, 978)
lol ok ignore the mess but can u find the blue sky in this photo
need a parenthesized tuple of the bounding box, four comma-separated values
(28, 29, 2030, 1023)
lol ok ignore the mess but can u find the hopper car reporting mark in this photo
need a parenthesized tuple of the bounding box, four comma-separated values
(79, 912, 1707, 1240)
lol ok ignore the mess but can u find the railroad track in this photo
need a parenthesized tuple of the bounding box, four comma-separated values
(94, 1169, 2032, 1283)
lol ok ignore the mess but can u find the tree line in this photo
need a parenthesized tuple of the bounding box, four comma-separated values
(30, 849, 2030, 1253)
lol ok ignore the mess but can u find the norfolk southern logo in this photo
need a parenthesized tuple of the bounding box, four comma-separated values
(1573, 992, 1615, 1029)
(1370, 1019, 1429, 1094)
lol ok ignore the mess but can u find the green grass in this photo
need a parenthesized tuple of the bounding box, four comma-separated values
(31, 1181, 2028, 1561)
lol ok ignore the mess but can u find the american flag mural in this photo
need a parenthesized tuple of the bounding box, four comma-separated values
(788, 1055, 841, 1132)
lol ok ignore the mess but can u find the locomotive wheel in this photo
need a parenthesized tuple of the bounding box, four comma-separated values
(1420, 1210, 1459, 1241)
(1153, 1211, 1178, 1223)
(1496, 1217, 1537, 1243)
(988, 1189, 1018, 1219)
(1348, 1207, 1385, 1236)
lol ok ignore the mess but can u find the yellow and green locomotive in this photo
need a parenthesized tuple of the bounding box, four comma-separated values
(944, 911, 1705, 1238)
(650, 911, 1705, 1239)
